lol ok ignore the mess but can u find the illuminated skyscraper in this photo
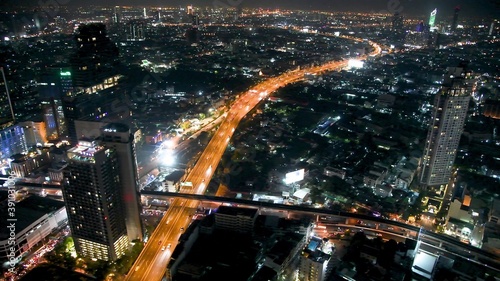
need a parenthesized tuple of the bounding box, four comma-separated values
(420, 65, 472, 189)
(38, 66, 73, 140)
(1, 47, 39, 123)
(62, 140, 129, 261)
(489, 20, 498, 36)
(100, 123, 144, 242)
(126, 20, 146, 41)
(113, 6, 121, 24)
(0, 67, 27, 169)
(0, 125, 27, 168)
(429, 8, 437, 28)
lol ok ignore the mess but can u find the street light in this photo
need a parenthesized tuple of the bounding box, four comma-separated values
(163, 140, 174, 149)
(160, 148, 175, 166)
(162, 156, 175, 166)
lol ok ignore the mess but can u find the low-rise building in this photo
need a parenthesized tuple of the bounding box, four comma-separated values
(323, 167, 346, 179)
(264, 232, 306, 277)
(9, 151, 49, 178)
(373, 184, 393, 198)
(363, 173, 382, 188)
(298, 237, 334, 281)
(215, 205, 258, 234)
(376, 94, 396, 109)
(445, 195, 475, 239)
(48, 161, 68, 182)
(161, 170, 185, 192)
(0, 194, 67, 264)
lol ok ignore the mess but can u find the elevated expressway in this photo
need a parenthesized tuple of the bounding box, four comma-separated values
(124, 38, 381, 281)
(8, 179, 499, 271)
(141, 191, 500, 272)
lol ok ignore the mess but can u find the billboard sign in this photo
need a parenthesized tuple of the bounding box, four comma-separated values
(284, 169, 305, 184)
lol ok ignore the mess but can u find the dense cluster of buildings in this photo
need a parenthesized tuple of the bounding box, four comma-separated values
(0, 3, 498, 281)
(166, 205, 329, 281)
(0, 23, 147, 266)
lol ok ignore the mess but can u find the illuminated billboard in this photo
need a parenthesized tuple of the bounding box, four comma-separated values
(348, 59, 364, 69)
(284, 169, 305, 184)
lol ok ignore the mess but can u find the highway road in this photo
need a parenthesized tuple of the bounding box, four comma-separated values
(125, 39, 382, 281)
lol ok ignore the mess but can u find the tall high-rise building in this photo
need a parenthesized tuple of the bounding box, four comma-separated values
(1, 47, 39, 123)
(489, 20, 498, 36)
(38, 66, 73, 140)
(113, 6, 121, 24)
(416, 21, 426, 32)
(100, 123, 144, 242)
(429, 8, 437, 28)
(185, 8, 201, 45)
(126, 20, 146, 41)
(71, 23, 120, 89)
(391, 12, 404, 32)
(0, 67, 14, 129)
(62, 140, 129, 261)
(185, 27, 200, 45)
(64, 23, 126, 144)
(214, 205, 258, 233)
(451, 6, 460, 32)
(0, 67, 27, 171)
(419, 64, 472, 189)
(157, 9, 162, 22)
(0, 125, 27, 170)
(62, 75, 125, 144)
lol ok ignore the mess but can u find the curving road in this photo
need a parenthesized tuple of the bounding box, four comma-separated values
(125, 38, 382, 281)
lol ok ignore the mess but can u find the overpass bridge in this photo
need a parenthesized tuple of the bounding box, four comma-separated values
(5, 179, 500, 273)
(141, 190, 500, 272)
(6, 180, 500, 270)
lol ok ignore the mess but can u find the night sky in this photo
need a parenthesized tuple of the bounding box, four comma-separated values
(2, 0, 500, 18)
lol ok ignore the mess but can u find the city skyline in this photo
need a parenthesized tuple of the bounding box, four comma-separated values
(0, 2, 499, 281)
(1, 0, 499, 17)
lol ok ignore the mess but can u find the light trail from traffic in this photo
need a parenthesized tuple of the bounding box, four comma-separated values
(125, 37, 382, 281)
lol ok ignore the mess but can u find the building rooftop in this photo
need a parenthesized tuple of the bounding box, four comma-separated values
(293, 188, 310, 200)
(252, 265, 278, 281)
(163, 170, 185, 182)
(0, 194, 65, 240)
(67, 140, 106, 163)
(216, 205, 258, 218)
(50, 161, 68, 170)
(102, 123, 129, 133)
(303, 248, 331, 263)
(267, 233, 304, 265)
